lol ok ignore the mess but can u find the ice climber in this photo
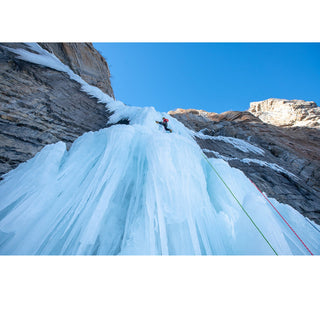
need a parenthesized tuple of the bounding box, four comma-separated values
(156, 117, 172, 132)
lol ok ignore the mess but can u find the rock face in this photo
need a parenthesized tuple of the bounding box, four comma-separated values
(38, 43, 114, 98)
(249, 98, 320, 128)
(0, 43, 113, 177)
(169, 103, 320, 224)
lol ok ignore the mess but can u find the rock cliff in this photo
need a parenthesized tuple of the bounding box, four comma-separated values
(38, 43, 114, 98)
(169, 101, 320, 224)
(0, 43, 113, 177)
(249, 98, 320, 128)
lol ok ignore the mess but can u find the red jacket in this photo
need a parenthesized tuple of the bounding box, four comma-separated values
(163, 118, 169, 123)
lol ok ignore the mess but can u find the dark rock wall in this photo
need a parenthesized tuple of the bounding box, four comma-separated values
(38, 43, 114, 98)
(170, 109, 320, 224)
(0, 43, 113, 177)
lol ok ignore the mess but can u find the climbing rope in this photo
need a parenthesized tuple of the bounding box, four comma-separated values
(249, 180, 314, 256)
(201, 153, 278, 255)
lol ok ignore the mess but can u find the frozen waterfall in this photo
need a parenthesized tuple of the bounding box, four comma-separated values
(0, 43, 319, 255)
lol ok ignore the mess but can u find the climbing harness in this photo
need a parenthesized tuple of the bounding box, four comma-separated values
(202, 153, 278, 255)
(250, 180, 314, 255)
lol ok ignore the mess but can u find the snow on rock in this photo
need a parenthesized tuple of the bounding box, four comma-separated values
(195, 132, 265, 155)
(204, 148, 298, 180)
(3, 43, 114, 105)
(203, 149, 234, 162)
(240, 158, 298, 180)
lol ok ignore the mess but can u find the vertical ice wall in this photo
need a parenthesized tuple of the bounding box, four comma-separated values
(1, 112, 319, 255)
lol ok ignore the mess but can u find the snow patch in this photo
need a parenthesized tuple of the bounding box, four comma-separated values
(203, 149, 297, 179)
(195, 132, 265, 155)
(203, 149, 233, 161)
(241, 158, 298, 179)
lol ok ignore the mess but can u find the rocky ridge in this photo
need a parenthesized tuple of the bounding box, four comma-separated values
(169, 102, 320, 224)
(0, 43, 113, 177)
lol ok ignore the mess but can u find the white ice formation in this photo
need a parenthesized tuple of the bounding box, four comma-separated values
(0, 44, 319, 255)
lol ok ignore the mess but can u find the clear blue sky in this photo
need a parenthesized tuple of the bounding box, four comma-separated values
(93, 43, 320, 114)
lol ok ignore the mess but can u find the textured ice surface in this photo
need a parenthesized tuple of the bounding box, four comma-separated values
(1, 116, 319, 255)
(0, 43, 319, 255)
